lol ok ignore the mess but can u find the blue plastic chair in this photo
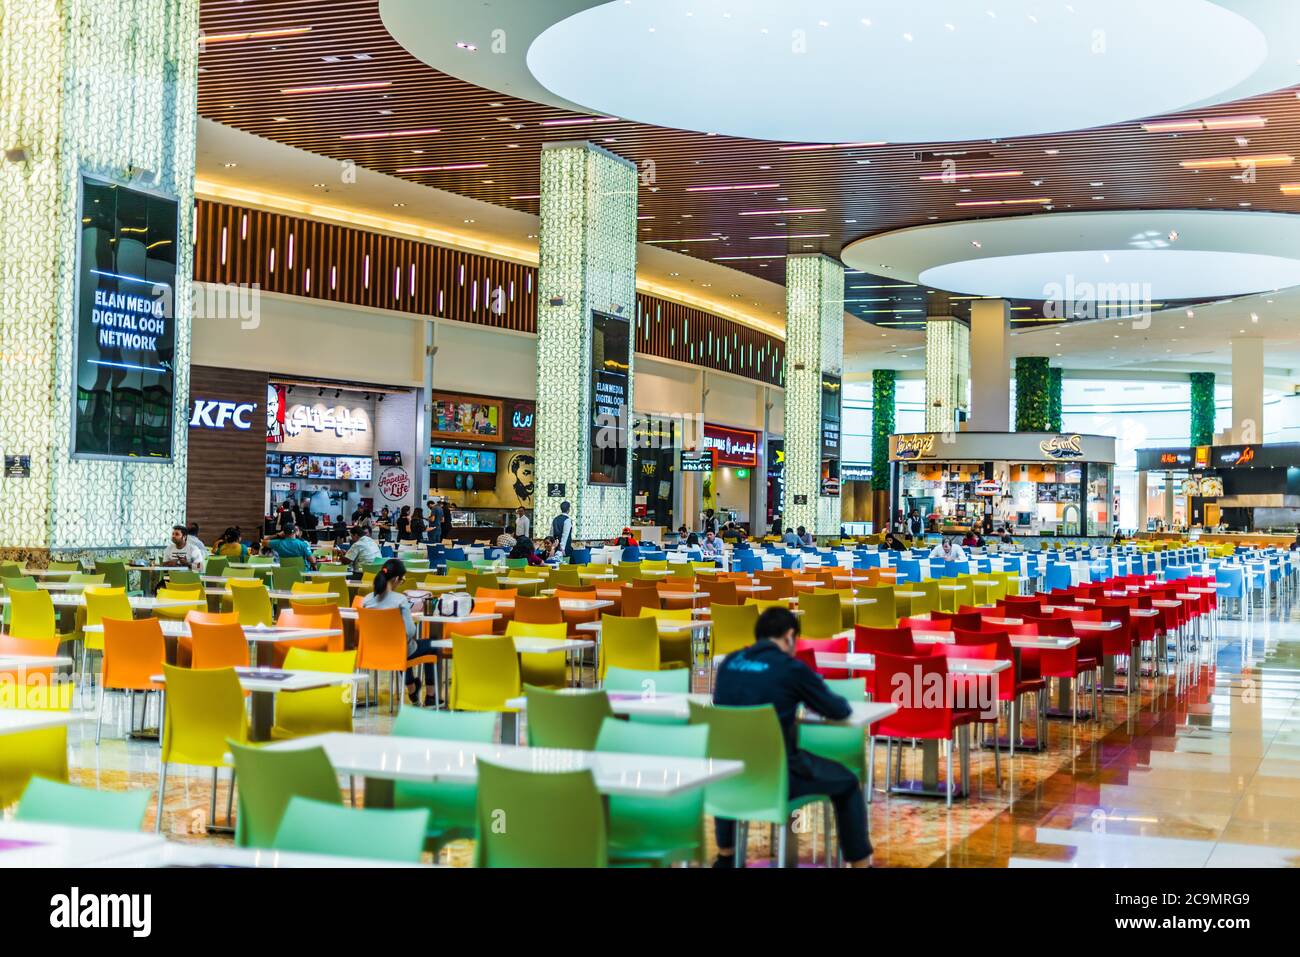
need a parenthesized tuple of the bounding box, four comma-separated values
(1045, 563, 1073, 592)
(896, 559, 921, 584)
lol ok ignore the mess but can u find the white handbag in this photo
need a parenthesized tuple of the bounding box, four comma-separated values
(435, 592, 474, 618)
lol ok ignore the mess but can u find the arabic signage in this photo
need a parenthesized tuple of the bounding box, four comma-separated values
(890, 431, 1116, 464)
(505, 399, 535, 446)
(1137, 443, 1300, 471)
(702, 423, 759, 468)
(1038, 434, 1084, 459)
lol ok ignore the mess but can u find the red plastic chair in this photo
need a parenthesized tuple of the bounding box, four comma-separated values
(795, 636, 849, 679)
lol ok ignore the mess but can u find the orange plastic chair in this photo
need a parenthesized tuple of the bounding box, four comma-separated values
(178, 609, 240, 667)
(97, 618, 166, 743)
(514, 596, 563, 624)
(619, 585, 661, 618)
(474, 587, 518, 631)
(268, 610, 336, 667)
(356, 606, 409, 713)
(0, 635, 72, 710)
(189, 620, 251, 670)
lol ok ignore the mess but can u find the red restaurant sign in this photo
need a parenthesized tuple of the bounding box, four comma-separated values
(702, 423, 759, 468)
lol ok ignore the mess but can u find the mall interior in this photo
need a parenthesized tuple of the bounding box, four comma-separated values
(1, 0, 1300, 874)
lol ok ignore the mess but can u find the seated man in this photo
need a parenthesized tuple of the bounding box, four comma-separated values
(336, 525, 381, 570)
(263, 524, 315, 567)
(162, 524, 204, 571)
(712, 607, 872, 868)
(929, 536, 967, 563)
(699, 529, 723, 561)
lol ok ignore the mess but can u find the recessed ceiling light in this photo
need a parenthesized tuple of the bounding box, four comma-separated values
(281, 81, 391, 95)
(204, 26, 313, 44)
(223, 162, 237, 168)
(340, 127, 440, 140)
(456, 41, 477, 51)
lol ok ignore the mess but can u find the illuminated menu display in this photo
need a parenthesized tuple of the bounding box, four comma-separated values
(820, 373, 842, 497)
(589, 310, 630, 486)
(73, 177, 179, 459)
(429, 447, 498, 474)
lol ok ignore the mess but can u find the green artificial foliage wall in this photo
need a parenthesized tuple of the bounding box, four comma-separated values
(1015, 357, 1051, 431)
(1190, 372, 1216, 446)
(1048, 367, 1063, 433)
(871, 369, 895, 491)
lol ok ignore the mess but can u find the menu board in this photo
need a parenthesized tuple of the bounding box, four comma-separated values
(73, 177, 179, 460)
(589, 310, 630, 486)
(429, 446, 498, 474)
(430, 393, 502, 443)
(267, 452, 371, 481)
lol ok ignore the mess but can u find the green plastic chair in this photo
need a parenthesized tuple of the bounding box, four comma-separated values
(688, 701, 830, 867)
(603, 667, 690, 725)
(204, 556, 230, 577)
(546, 565, 581, 588)
(797, 678, 868, 784)
(504, 558, 527, 570)
(524, 686, 613, 750)
(272, 796, 430, 864)
(94, 560, 129, 591)
(47, 561, 82, 574)
(0, 562, 25, 579)
(595, 718, 708, 866)
(166, 570, 200, 586)
(227, 741, 343, 848)
(473, 761, 607, 867)
(271, 566, 304, 591)
(15, 776, 150, 832)
(390, 709, 497, 851)
(279, 556, 307, 570)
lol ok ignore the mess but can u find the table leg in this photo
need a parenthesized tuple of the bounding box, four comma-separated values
(501, 710, 519, 745)
(249, 689, 275, 741)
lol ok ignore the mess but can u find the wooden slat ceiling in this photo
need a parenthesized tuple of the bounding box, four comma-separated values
(197, 0, 1300, 331)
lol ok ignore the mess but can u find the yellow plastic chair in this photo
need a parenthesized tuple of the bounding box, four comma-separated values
(939, 577, 973, 613)
(289, 581, 331, 606)
(913, 579, 940, 616)
(154, 585, 202, 622)
(710, 602, 758, 658)
(797, 592, 842, 639)
(271, 648, 357, 738)
(506, 620, 568, 690)
(745, 597, 790, 614)
(228, 579, 273, 627)
(0, 727, 69, 807)
(854, 585, 897, 629)
(156, 664, 249, 832)
(9, 589, 56, 641)
(448, 633, 521, 712)
(637, 607, 693, 670)
(598, 615, 660, 681)
(642, 560, 668, 572)
(813, 587, 855, 629)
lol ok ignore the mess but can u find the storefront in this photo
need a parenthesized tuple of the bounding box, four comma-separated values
(425, 390, 536, 540)
(1134, 442, 1300, 534)
(265, 379, 419, 532)
(700, 422, 760, 530)
(839, 462, 874, 531)
(630, 416, 679, 537)
(766, 437, 784, 531)
(888, 431, 1117, 538)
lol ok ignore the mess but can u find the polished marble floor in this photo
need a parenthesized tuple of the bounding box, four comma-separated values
(53, 593, 1300, 867)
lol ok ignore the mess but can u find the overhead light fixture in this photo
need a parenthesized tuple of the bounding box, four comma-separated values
(955, 197, 1051, 207)
(776, 141, 885, 152)
(340, 128, 440, 140)
(1142, 115, 1267, 133)
(510, 194, 541, 200)
(918, 170, 1023, 182)
(395, 163, 489, 173)
(456, 41, 477, 52)
(203, 26, 312, 44)
(642, 237, 721, 244)
(747, 233, 829, 240)
(1180, 154, 1294, 170)
(738, 207, 825, 215)
(538, 116, 619, 127)
(281, 81, 391, 95)
(1280, 183, 1300, 196)
(712, 254, 787, 261)
(685, 182, 779, 192)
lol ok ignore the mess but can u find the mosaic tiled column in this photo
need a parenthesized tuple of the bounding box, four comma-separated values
(925, 318, 969, 432)
(0, 0, 198, 558)
(783, 254, 843, 537)
(534, 141, 637, 540)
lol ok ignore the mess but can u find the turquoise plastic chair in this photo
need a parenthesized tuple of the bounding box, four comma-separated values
(271, 796, 430, 864)
(15, 776, 150, 832)
(603, 667, 691, 725)
(595, 718, 709, 866)
(797, 678, 867, 784)
(390, 709, 497, 852)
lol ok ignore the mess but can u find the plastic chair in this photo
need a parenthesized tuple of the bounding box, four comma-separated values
(473, 761, 606, 867)
(97, 617, 166, 744)
(9, 588, 55, 640)
(272, 796, 430, 864)
(448, 633, 521, 712)
(189, 619, 251, 670)
(80, 586, 132, 688)
(228, 579, 274, 627)
(356, 607, 408, 713)
(287, 581, 331, 606)
(272, 648, 357, 738)
(604, 666, 690, 695)
(710, 602, 758, 659)
(153, 585, 201, 623)
(524, 685, 613, 750)
(853, 585, 897, 629)
(0, 728, 69, 808)
(389, 709, 497, 852)
(16, 776, 150, 832)
(795, 636, 850, 679)
(94, 559, 130, 592)
(0, 635, 72, 711)
(227, 741, 342, 848)
(637, 607, 694, 670)
(596, 718, 709, 865)
(504, 620, 568, 690)
(515, 596, 563, 624)
(797, 592, 842, 639)
(157, 664, 249, 832)
(598, 614, 661, 680)
(687, 701, 831, 867)
(799, 678, 868, 784)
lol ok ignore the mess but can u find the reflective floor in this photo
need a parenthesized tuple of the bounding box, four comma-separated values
(58, 596, 1300, 867)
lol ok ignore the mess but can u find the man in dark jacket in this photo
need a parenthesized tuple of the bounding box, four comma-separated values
(712, 607, 872, 868)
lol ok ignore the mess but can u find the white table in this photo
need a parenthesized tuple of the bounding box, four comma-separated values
(151, 667, 360, 741)
(0, 821, 164, 867)
(0, 594, 202, 611)
(261, 732, 746, 798)
(0, 710, 78, 735)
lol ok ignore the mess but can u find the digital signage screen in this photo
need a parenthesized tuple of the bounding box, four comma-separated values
(73, 177, 179, 460)
(429, 446, 497, 474)
(820, 373, 842, 497)
(589, 310, 630, 486)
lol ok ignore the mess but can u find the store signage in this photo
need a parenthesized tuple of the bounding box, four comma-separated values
(840, 464, 873, 483)
(1217, 446, 1256, 468)
(975, 479, 1003, 496)
(284, 403, 369, 440)
(377, 450, 402, 466)
(505, 399, 536, 446)
(378, 466, 410, 502)
(1038, 434, 1084, 459)
(189, 399, 256, 431)
(1159, 451, 1192, 466)
(895, 434, 937, 460)
(680, 450, 715, 473)
(792, 494, 808, 505)
(1200, 476, 1225, 497)
(431, 393, 503, 443)
(589, 310, 630, 486)
(547, 482, 566, 498)
(266, 384, 287, 445)
(702, 424, 759, 468)
(1194, 446, 1211, 469)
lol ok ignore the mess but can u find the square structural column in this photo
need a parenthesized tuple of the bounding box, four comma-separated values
(783, 254, 843, 537)
(0, 0, 198, 560)
(969, 299, 1011, 431)
(534, 141, 638, 541)
(925, 318, 970, 432)
(1231, 337, 1264, 444)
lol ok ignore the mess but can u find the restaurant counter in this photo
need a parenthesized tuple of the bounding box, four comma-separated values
(1138, 531, 1296, 548)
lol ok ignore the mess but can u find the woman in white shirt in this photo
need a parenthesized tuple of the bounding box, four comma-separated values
(361, 559, 423, 704)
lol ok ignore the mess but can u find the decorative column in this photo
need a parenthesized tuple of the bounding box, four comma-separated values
(1014, 357, 1051, 431)
(783, 254, 843, 536)
(969, 299, 1011, 431)
(534, 141, 637, 541)
(925, 318, 969, 432)
(1048, 366, 1064, 433)
(1231, 338, 1264, 444)
(871, 369, 895, 533)
(1189, 372, 1216, 446)
(0, 0, 198, 560)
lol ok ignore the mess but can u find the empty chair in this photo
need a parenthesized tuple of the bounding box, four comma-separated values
(797, 592, 842, 639)
(390, 709, 497, 852)
(524, 686, 613, 750)
(97, 618, 166, 744)
(15, 776, 150, 831)
(227, 741, 343, 849)
(271, 797, 429, 864)
(189, 619, 250, 670)
(272, 648, 357, 738)
(448, 633, 521, 712)
(473, 761, 606, 867)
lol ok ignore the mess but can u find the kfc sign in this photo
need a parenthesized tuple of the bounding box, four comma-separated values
(190, 399, 256, 431)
